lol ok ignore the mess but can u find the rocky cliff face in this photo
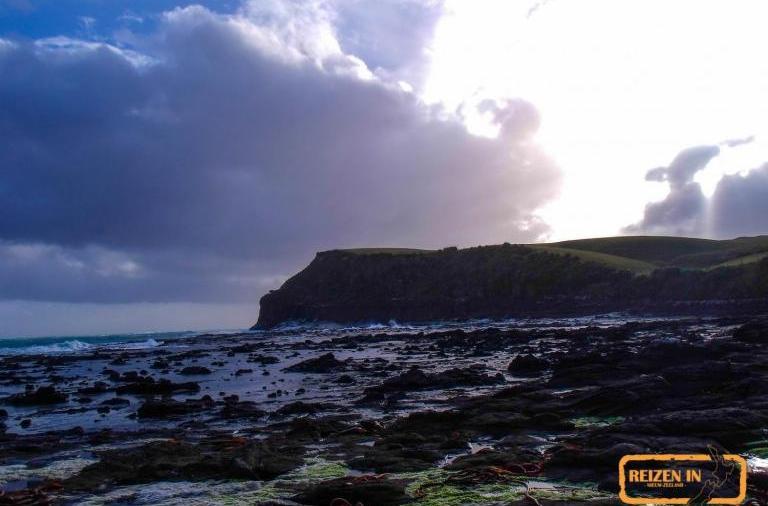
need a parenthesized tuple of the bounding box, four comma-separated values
(254, 244, 768, 328)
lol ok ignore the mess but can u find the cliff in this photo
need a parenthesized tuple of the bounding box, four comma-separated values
(253, 237, 768, 329)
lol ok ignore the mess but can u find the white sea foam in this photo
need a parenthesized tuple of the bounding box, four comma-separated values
(106, 338, 162, 351)
(0, 339, 94, 356)
(0, 337, 163, 356)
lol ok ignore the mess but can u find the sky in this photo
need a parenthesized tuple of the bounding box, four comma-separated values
(1, 0, 767, 337)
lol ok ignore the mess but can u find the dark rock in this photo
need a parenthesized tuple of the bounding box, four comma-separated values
(362, 366, 504, 397)
(121, 371, 141, 382)
(228, 343, 262, 354)
(507, 353, 549, 375)
(284, 353, 346, 373)
(336, 374, 355, 384)
(116, 378, 200, 396)
(274, 401, 338, 417)
(20, 419, 32, 428)
(102, 369, 121, 381)
(137, 396, 215, 418)
(248, 355, 280, 365)
(180, 366, 212, 375)
(350, 445, 443, 473)
(151, 360, 170, 369)
(294, 476, 409, 506)
(220, 400, 267, 420)
(100, 397, 131, 407)
(65, 438, 304, 490)
(734, 320, 768, 343)
(79, 381, 110, 395)
(446, 448, 541, 471)
(5, 385, 68, 406)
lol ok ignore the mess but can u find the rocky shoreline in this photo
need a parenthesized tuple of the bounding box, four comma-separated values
(1, 315, 768, 504)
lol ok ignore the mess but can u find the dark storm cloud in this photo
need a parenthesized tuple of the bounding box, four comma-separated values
(625, 145, 719, 235)
(0, 242, 286, 303)
(0, 4, 561, 303)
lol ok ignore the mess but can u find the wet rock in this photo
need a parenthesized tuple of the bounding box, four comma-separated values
(294, 476, 409, 506)
(79, 381, 110, 395)
(121, 371, 142, 382)
(275, 416, 352, 442)
(100, 397, 131, 407)
(116, 378, 200, 396)
(248, 354, 280, 365)
(284, 353, 346, 373)
(356, 390, 406, 409)
(273, 401, 339, 417)
(350, 444, 443, 473)
(5, 385, 68, 406)
(447, 447, 541, 472)
(65, 438, 305, 490)
(548, 351, 621, 387)
(349, 410, 470, 473)
(180, 366, 212, 375)
(228, 343, 262, 354)
(544, 433, 723, 486)
(137, 396, 215, 418)
(220, 400, 267, 420)
(336, 374, 355, 384)
(102, 369, 121, 381)
(734, 320, 768, 343)
(362, 366, 504, 397)
(619, 407, 768, 447)
(150, 360, 170, 369)
(508, 353, 549, 375)
(559, 375, 668, 416)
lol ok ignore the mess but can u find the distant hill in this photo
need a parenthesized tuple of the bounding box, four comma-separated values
(546, 235, 768, 270)
(253, 236, 768, 329)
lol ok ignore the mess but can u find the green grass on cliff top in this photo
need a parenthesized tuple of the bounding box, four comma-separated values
(338, 248, 435, 255)
(334, 235, 768, 274)
(549, 235, 768, 269)
(528, 244, 656, 274)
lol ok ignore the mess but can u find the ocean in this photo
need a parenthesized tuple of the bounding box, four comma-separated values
(0, 313, 641, 356)
(0, 329, 243, 355)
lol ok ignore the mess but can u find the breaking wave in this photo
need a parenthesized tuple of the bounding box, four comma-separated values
(0, 332, 195, 356)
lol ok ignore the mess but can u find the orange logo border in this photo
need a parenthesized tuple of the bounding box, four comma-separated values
(618, 454, 747, 505)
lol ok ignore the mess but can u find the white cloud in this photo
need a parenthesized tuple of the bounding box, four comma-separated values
(422, 0, 768, 240)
